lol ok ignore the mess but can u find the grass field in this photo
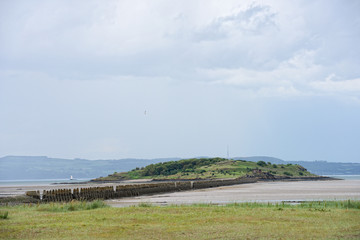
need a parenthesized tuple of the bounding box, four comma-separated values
(1, 200, 360, 239)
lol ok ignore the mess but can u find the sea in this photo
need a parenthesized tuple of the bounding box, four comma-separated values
(324, 175, 360, 180)
(1, 175, 360, 186)
(0, 178, 92, 186)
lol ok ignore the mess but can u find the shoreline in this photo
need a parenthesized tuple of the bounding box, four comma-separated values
(106, 179, 360, 207)
(89, 175, 339, 184)
(1, 177, 358, 206)
(0, 176, 341, 198)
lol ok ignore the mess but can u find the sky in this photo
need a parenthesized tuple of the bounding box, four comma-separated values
(0, 0, 359, 162)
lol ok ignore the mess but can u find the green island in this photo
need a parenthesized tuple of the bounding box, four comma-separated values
(1, 200, 360, 239)
(93, 157, 316, 181)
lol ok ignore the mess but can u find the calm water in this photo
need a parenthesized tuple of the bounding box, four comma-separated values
(0, 178, 92, 186)
(1, 175, 360, 186)
(324, 175, 360, 180)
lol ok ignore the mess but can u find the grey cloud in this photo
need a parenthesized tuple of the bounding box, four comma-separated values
(193, 4, 276, 42)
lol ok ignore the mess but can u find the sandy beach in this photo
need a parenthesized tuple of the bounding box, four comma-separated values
(1, 179, 359, 206)
(106, 180, 360, 207)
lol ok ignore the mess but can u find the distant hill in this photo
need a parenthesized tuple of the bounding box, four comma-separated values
(1, 155, 359, 180)
(0, 156, 179, 180)
(288, 161, 360, 175)
(235, 156, 360, 175)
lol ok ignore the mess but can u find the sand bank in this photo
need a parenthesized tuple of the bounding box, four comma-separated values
(106, 180, 360, 207)
(2, 179, 359, 206)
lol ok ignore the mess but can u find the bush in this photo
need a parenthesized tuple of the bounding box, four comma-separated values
(283, 172, 293, 176)
(141, 158, 225, 176)
(257, 161, 267, 167)
(0, 211, 8, 219)
(272, 164, 277, 168)
(138, 202, 152, 207)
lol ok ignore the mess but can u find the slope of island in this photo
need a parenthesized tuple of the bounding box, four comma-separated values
(92, 157, 322, 182)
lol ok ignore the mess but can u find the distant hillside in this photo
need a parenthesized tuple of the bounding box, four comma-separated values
(235, 156, 360, 175)
(0, 156, 179, 180)
(93, 157, 315, 181)
(289, 161, 360, 175)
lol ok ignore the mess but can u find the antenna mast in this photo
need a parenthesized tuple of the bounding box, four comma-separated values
(227, 145, 229, 160)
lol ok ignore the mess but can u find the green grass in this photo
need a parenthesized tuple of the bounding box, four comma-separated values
(1, 201, 360, 239)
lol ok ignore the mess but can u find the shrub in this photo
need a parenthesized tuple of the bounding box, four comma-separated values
(257, 161, 267, 167)
(37, 200, 108, 212)
(141, 158, 224, 176)
(272, 164, 277, 168)
(138, 202, 152, 207)
(0, 211, 8, 219)
(284, 172, 293, 176)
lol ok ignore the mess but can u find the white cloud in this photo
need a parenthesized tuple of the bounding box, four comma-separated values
(197, 48, 360, 99)
(1, 1, 360, 160)
(1, 0, 358, 99)
(192, 4, 276, 41)
(311, 76, 360, 93)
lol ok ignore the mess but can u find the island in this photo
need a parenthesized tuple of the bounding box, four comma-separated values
(92, 157, 319, 181)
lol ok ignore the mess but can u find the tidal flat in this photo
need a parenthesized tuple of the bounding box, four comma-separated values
(106, 180, 360, 207)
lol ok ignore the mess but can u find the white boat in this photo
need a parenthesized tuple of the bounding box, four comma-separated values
(70, 175, 74, 180)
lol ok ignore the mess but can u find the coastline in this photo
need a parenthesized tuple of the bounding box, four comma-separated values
(0, 176, 343, 198)
(106, 179, 360, 207)
(1, 177, 359, 206)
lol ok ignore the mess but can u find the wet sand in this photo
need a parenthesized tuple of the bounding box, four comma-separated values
(106, 180, 360, 207)
(1, 179, 359, 206)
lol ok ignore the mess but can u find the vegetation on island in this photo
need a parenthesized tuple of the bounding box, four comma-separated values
(1, 200, 360, 239)
(93, 157, 316, 181)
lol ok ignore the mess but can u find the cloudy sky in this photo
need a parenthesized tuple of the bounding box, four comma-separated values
(0, 0, 359, 162)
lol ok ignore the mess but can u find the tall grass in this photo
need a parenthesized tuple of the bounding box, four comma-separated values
(140, 200, 360, 210)
(299, 200, 360, 210)
(137, 202, 153, 207)
(35, 200, 108, 212)
(0, 211, 9, 219)
(223, 200, 360, 210)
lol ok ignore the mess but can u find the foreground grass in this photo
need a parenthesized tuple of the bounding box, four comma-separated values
(1, 201, 360, 239)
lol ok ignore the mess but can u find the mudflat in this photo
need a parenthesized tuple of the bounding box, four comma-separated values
(106, 180, 360, 207)
(1, 179, 359, 206)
